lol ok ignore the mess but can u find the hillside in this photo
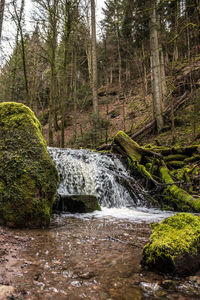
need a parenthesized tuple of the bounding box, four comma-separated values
(41, 56, 200, 149)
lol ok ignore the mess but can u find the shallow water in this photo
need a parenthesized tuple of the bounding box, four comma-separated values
(6, 209, 200, 300)
(63, 207, 175, 223)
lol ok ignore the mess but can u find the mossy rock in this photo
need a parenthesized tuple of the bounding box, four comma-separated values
(141, 213, 200, 276)
(0, 102, 59, 228)
(53, 195, 101, 213)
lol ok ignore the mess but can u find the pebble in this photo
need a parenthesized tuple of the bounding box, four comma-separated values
(0, 284, 15, 300)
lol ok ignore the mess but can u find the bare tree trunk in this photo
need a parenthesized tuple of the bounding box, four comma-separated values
(61, 42, 68, 148)
(116, 25, 121, 87)
(86, 38, 92, 85)
(72, 48, 77, 143)
(13, 0, 29, 106)
(149, 0, 163, 132)
(10, 29, 19, 100)
(160, 47, 167, 105)
(110, 61, 113, 84)
(0, 0, 5, 43)
(29, 54, 37, 109)
(142, 43, 148, 94)
(48, 0, 58, 146)
(91, 0, 99, 144)
(173, 0, 179, 61)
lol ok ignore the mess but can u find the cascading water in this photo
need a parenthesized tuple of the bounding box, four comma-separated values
(48, 147, 146, 208)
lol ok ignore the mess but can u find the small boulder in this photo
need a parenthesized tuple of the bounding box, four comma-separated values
(0, 102, 59, 228)
(53, 194, 101, 213)
(0, 285, 15, 300)
(141, 213, 200, 276)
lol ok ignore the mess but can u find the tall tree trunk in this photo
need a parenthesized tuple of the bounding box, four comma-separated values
(73, 49, 77, 142)
(160, 46, 167, 105)
(149, 0, 163, 132)
(48, 0, 58, 146)
(10, 29, 19, 100)
(0, 0, 5, 43)
(61, 38, 68, 148)
(86, 38, 92, 85)
(142, 43, 148, 95)
(110, 61, 113, 84)
(116, 24, 121, 87)
(13, 0, 29, 106)
(91, 0, 99, 145)
(173, 0, 180, 61)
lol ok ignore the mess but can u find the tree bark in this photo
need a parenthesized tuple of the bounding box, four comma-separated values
(48, 0, 58, 146)
(0, 0, 5, 43)
(13, 0, 29, 106)
(160, 47, 167, 105)
(91, 0, 99, 144)
(149, 0, 163, 132)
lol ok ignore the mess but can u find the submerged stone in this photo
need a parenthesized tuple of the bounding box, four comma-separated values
(53, 194, 101, 213)
(141, 213, 200, 276)
(0, 102, 59, 228)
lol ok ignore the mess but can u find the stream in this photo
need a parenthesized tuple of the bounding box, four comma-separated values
(4, 209, 200, 300)
(2, 148, 200, 299)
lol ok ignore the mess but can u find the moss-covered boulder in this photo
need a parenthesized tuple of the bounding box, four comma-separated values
(0, 102, 59, 228)
(141, 213, 200, 276)
(53, 195, 101, 213)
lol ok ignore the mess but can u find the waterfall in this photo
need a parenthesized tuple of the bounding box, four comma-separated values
(48, 147, 147, 208)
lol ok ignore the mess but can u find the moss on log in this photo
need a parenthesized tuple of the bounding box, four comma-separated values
(166, 161, 185, 169)
(164, 154, 188, 161)
(160, 165, 200, 212)
(112, 131, 200, 212)
(152, 145, 200, 156)
(114, 131, 158, 184)
(114, 131, 142, 162)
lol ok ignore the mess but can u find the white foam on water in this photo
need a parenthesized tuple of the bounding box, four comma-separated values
(58, 207, 175, 224)
(48, 147, 146, 208)
(48, 147, 175, 223)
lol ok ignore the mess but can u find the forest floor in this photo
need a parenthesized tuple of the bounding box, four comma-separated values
(41, 56, 200, 149)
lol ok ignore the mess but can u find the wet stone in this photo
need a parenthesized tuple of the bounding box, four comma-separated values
(0, 285, 15, 300)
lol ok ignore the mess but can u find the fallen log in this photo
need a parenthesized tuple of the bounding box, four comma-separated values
(96, 144, 112, 151)
(131, 91, 188, 140)
(113, 131, 162, 186)
(160, 162, 200, 212)
(113, 131, 200, 212)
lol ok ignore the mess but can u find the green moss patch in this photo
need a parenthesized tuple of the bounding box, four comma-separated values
(160, 166, 200, 212)
(114, 131, 142, 162)
(0, 102, 59, 228)
(141, 213, 200, 276)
